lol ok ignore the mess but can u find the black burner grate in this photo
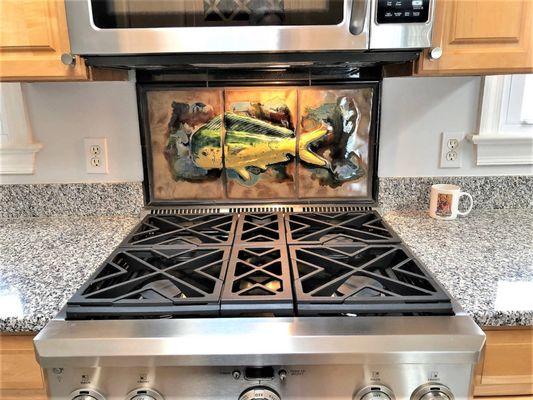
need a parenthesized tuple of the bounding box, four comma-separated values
(220, 245, 293, 316)
(289, 245, 452, 316)
(67, 247, 231, 319)
(121, 214, 237, 247)
(66, 210, 453, 319)
(234, 213, 285, 245)
(285, 211, 400, 245)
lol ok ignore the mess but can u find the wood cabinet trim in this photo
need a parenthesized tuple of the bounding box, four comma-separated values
(416, 0, 533, 75)
(474, 327, 533, 396)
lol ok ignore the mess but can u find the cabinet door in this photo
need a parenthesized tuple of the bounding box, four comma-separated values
(417, 0, 533, 75)
(0, 0, 88, 81)
(0, 334, 46, 399)
(474, 328, 533, 396)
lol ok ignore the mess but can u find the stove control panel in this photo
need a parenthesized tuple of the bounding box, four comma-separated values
(411, 384, 454, 400)
(354, 385, 395, 400)
(50, 364, 468, 400)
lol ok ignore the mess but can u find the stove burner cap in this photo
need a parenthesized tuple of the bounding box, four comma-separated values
(137, 279, 186, 300)
(334, 275, 384, 297)
(239, 275, 281, 293)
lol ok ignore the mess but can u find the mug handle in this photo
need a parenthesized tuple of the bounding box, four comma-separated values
(458, 192, 473, 216)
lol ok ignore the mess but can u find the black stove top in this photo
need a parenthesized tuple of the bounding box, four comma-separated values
(66, 211, 453, 320)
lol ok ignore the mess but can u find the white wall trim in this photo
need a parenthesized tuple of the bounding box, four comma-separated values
(470, 133, 533, 165)
(470, 75, 533, 166)
(476, 75, 505, 135)
(0, 83, 42, 175)
(0, 144, 43, 174)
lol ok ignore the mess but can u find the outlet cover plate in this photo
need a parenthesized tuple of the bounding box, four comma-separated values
(440, 132, 463, 168)
(84, 137, 108, 174)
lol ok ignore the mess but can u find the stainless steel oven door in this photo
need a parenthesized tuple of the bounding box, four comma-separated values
(65, 0, 370, 55)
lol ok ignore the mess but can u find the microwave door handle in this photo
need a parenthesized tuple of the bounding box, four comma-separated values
(350, 0, 368, 35)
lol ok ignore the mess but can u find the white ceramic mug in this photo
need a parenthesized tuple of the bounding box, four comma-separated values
(429, 184, 473, 220)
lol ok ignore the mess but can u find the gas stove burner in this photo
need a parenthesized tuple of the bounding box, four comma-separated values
(121, 214, 237, 247)
(334, 275, 385, 297)
(289, 245, 452, 316)
(234, 213, 285, 245)
(285, 211, 400, 245)
(66, 246, 231, 319)
(221, 245, 293, 316)
(136, 279, 187, 300)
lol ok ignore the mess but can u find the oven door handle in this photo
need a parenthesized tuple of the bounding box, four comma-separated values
(350, 0, 369, 35)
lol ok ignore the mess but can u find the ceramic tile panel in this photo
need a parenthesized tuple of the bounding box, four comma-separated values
(297, 87, 374, 199)
(146, 89, 225, 201)
(224, 88, 297, 199)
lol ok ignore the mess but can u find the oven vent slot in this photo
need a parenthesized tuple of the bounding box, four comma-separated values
(147, 204, 372, 216)
(301, 205, 372, 213)
(150, 207, 222, 215)
(228, 206, 295, 214)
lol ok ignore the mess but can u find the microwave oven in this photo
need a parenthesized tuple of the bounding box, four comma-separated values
(65, 0, 435, 56)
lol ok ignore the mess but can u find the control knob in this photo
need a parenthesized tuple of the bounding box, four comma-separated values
(72, 396, 99, 400)
(239, 387, 281, 400)
(126, 388, 165, 400)
(69, 389, 105, 400)
(355, 386, 394, 400)
(411, 384, 454, 400)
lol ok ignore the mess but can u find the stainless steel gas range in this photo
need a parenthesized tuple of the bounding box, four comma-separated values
(34, 58, 484, 400)
(35, 207, 485, 400)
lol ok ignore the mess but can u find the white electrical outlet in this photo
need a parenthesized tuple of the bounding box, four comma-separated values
(440, 132, 463, 168)
(84, 138, 108, 174)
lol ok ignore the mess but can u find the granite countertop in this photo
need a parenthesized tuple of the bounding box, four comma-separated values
(0, 209, 531, 332)
(382, 209, 533, 327)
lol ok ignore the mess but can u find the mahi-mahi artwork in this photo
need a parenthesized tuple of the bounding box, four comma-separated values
(147, 87, 372, 202)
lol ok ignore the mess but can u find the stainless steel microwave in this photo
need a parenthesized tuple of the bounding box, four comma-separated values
(65, 0, 434, 55)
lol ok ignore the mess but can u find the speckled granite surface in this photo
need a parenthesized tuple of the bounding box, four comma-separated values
(0, 209, 531, 332)
(382, 209, 533, 327)
(0, 216, 139, 332)
(0, 182, 143, 218)
(379, 176, 533, 212)
(2, 175, 531, 218)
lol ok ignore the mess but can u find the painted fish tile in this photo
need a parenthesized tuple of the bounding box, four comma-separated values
(297, 87, 374, 199)
(224, 88, 298, 199)
(146, 89, 225, 200)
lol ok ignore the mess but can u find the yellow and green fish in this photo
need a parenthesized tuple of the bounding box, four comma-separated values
(190, 112, 329, 181)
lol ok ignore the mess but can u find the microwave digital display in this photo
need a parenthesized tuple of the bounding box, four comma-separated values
(376, 0, 430, 24)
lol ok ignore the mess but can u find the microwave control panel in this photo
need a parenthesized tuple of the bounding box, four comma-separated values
(376, 0, 430, 24)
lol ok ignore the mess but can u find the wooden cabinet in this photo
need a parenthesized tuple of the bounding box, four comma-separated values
(0, 334, 46, 400)
(415, 0, 533, 75)
(0, 0, 88, 81)
(0, 0, 127, 81)
(474, 327, 533, 396)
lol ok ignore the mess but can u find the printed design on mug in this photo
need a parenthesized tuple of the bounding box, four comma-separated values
(436, 193, 452, 217)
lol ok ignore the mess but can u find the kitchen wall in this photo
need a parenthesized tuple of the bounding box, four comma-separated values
(379, 76, 532, 177)
(0, 76, 531, 185)
(0, 82, 143, 184)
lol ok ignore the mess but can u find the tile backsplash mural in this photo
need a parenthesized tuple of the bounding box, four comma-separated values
(224, 88, 297, 199)
(147, 89, 225, 200)
(297, 88, 373, 198)
(144, 86, 374, 202)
